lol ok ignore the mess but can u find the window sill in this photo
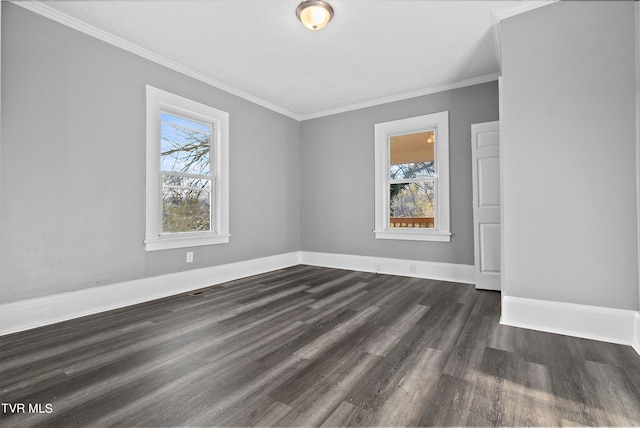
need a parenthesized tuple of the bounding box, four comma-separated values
(374, 229, 451, 242)
(144, 233, 230, 251)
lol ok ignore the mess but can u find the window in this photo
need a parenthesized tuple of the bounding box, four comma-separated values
(145, 85, 229, 251)
(374, 111, 451, 242)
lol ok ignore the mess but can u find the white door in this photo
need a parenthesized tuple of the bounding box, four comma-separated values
(471, 121, 501, 290)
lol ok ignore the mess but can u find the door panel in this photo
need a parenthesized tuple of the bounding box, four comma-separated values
(478, 156, 500, 207)
(476, 128, 499, 150)
(479, 223, 501, 273)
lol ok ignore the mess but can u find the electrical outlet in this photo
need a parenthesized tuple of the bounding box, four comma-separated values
(186, 252, 194, 263)
(409, 263, 416, 273)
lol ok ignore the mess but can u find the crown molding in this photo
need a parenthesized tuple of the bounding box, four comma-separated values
(299, 73, 501, 121)
(11, 1, 303, 121)
(12, 1, 533, 123)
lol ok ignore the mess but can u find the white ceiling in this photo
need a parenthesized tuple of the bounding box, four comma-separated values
(19, 1, 555, 120)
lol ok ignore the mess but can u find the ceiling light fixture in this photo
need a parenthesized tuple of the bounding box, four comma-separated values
(296, 0, 334, 31)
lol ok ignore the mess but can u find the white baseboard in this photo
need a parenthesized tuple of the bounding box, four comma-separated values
(633, 312, 640, 355)
(0, 252, 301, 336)
(0, 251, 474, 336)
(2, 248, 637, 356)
(300, 251, 474, 284)
(501, 295, 637, 347)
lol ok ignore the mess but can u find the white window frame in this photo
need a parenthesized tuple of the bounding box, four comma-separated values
(145, 85, 229, 251)
(374, 111, 451, 242)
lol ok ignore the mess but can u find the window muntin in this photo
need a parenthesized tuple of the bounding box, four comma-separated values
(145, 86, 229, 251)
(374, 112, 450, 242)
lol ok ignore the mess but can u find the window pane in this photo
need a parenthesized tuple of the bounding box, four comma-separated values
(389, 181, 435, 229)
(162, 175, 211, 190)
(162, 188, 211, 233)
(390, 131, 435, 179)
(160, 113, 211, 176)
(161, 113, 211, 134)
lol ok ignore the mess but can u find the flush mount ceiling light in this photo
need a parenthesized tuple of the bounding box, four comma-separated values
(296, 0, 334, 31)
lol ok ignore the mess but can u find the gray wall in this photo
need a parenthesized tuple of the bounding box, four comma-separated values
(300, 82, 499, 265)
(635, 1, 640, 311)
(0, 3, 301, 303)
(501, 1, 639, 310)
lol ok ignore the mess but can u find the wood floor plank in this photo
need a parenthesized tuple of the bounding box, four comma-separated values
(306, 270, 365, 294)
(551, 359, 607, 426)
(254, 307, 357, 368)
(582, 360, 640, 426)
(308, 281, 369, 309)
(293, 305, 380, 360)
(419, 373, 476, 427)
(183, 355, 309, 426)
(442, 313, 492, 382)
(502, 356, 559, 427)
(267, 323, 381, 407)
(342, 306, 461, 414)
(369, 346, 448, 427)
(320, 401, 365, 427)
(365, 304, 428, 357)
(353, 276, 420, 312)
(465, 346, 512, 427)
(302, 290, 370, 325)
(368, 289, 425, 327)
(272, 352, 381, 427)
(1, 266, 639, 427)
(216, 394, 293, 427)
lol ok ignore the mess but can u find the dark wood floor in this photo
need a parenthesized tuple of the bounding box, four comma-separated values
(1, 265, 639, 427)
